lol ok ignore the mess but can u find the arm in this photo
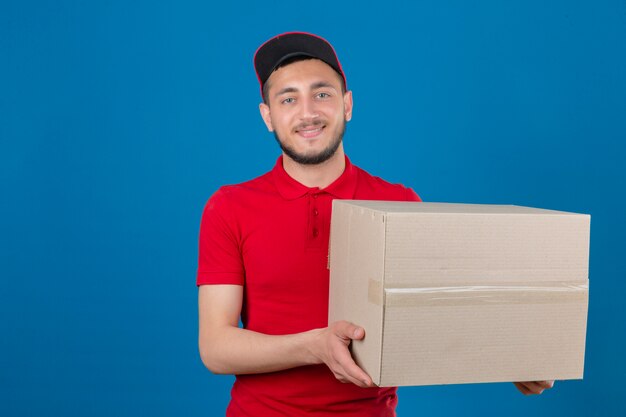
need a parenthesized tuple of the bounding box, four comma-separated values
(197, 284, 374, 388)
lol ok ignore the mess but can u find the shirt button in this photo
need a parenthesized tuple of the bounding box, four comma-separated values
(313, 208, 319, 216)
(312, 228, 319, 237)
(313, 194, 318, 199)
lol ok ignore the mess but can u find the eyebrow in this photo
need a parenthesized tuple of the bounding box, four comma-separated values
(273, 81, 338, 99)
(274, 87, 298, 98)
(310, 81, 337, 90)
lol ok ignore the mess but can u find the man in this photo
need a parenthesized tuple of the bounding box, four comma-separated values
(197, 32, 553, 416)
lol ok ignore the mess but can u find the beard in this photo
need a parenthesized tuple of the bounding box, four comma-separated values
(274, 119, 346, 165)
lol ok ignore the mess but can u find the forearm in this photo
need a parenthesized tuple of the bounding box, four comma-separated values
(197, 285, 371, 386)
(199, 325, 323, 375)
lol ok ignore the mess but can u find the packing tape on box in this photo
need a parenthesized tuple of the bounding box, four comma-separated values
(368, 279, 589, 307)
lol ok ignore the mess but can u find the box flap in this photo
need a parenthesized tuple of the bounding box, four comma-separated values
(382, 203, 590, 286)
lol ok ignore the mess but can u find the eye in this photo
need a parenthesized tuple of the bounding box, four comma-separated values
(281, 97, 295, 104)
(316, 92, 330, 99)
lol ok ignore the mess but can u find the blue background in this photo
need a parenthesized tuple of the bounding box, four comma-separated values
(1, 1, 625, 416)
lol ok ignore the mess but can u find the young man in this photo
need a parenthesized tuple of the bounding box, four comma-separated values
(197, 32, 553, 417)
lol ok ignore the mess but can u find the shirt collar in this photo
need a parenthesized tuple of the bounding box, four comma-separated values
(272, 155, 358, 200)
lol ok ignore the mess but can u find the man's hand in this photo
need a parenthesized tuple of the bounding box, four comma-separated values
(309, 320, 373, 388)
(513, 380, 555, 395)
(199, 287, 374, 381)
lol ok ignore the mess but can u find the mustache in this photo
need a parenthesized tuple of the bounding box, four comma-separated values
(294, 120, 325, 131)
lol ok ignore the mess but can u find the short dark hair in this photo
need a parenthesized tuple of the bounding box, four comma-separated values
(262, 56, 346, 105)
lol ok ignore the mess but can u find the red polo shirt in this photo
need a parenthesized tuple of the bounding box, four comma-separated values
(197, 155, 420, 417)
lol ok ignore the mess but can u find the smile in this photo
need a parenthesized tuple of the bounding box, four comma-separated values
(296, 125, 325, 139)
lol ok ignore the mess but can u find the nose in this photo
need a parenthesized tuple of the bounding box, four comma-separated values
(299, 96, 319, 120)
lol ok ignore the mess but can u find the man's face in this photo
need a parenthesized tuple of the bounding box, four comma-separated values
(259, 59, 353, 165)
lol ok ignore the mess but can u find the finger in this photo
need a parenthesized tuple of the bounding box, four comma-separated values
(335, 321, 365, 341)
(352, 326, 365, 340)
(339, 367, 372, 388)
(524, 382, 543, 394)
(333, 345, 372, 387)
(518, 381, 548, 395)
(330, 362, 365, 386)
(536, 380, 555, 389)
(335, 352, 372, 386)
(514, 382, 533, 395)
(528, 381, 551, 393)
(337, 370, 371, 388)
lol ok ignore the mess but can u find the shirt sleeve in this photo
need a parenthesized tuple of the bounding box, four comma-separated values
(405, 187, 422, 202)
(196, 188, 245, 286)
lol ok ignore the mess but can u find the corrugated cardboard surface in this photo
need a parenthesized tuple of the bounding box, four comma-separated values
(328, 202, 386, 384)
(328, 201, 590, 387)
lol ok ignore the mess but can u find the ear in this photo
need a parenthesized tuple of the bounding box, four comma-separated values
(343, 90, 353, 122)
(259, 102, 274, 132)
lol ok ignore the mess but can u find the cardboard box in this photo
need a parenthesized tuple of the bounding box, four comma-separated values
(328, 201, 590, 387)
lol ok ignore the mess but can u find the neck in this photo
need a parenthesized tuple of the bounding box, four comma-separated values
(282, 146, 346, 189)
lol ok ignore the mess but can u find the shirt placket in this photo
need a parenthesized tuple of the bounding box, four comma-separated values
(306, 190, 323, 249)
